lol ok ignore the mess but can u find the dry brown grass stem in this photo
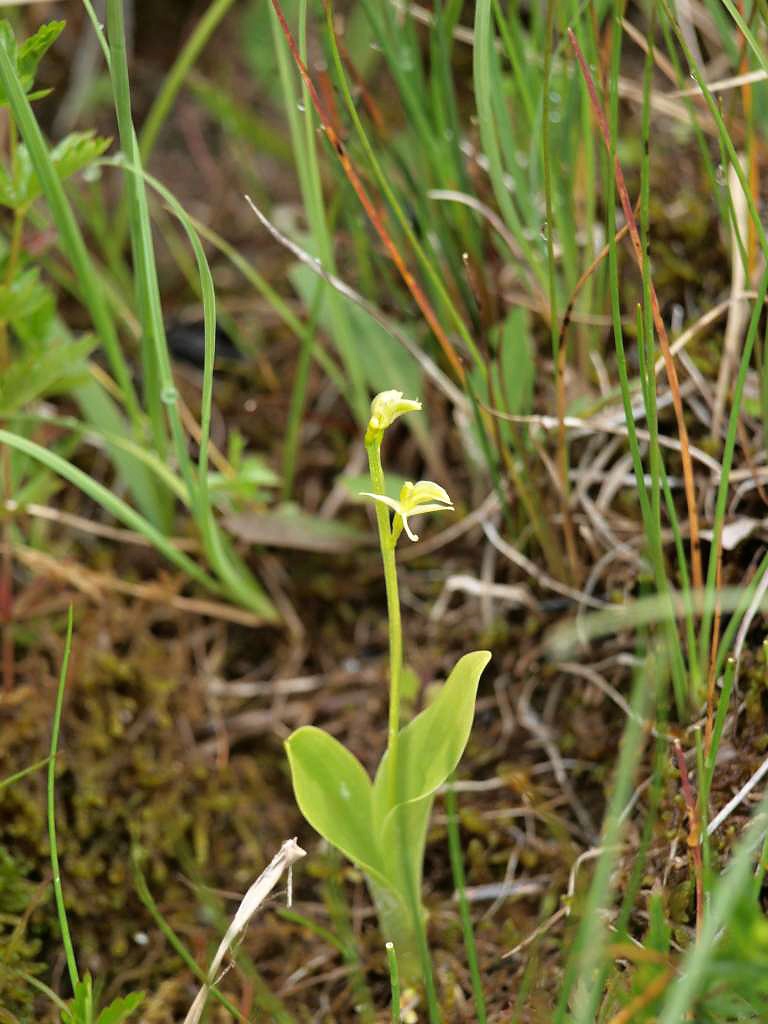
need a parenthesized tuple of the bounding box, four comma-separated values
(10, 545, 268, 627)
(243, 195, 465, 409)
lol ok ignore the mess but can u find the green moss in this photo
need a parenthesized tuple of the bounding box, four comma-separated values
(0, 623, 278, 1019)
(0, 845, 44, 1021)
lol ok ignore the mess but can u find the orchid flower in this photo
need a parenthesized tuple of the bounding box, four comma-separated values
(360, 480, 454, 542)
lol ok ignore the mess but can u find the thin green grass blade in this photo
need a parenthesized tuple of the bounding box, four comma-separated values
(103, 6, 276, 619)
(270, 0, 368, 424)
(1, 756, 50, 792)
(106, 0, 168, 461)
(131, 849, 250, 1023)
(473, 0, 543, 292)
(107, 0, 238, 254)
(698, 261, 768, 671)
(703, 657, 736, 800)
(138, 0, 237, 163)
(47, 606, 79, 993)
(15, 405, 188, 501)
(190, 216, 345, 390)
(323, 0, 482, 371)
(444, 778, 487, 1023)
(0, 427, 220, 592)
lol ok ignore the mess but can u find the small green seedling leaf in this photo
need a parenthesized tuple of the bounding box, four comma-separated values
(285, 726, 389, 887)
(16, 20, 65, 90)
(94, 992, 144, 1024)
(49, 132, 112, 191)
(0, 337, 96, 415)
(0, 265, 52, 326)
(0, 133, 111, 209)
(0, 20, 65, 104)
(61, 974, 94, 1024)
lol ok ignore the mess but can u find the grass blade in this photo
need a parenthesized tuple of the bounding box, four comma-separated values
(47, 606, 79, 993)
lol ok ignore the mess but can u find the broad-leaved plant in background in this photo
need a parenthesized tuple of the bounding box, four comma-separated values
(285, 391, 491, 988)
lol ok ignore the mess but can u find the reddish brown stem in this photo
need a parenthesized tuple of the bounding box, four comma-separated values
(673, 739, 704, 938)
(704, 557, 723, 755)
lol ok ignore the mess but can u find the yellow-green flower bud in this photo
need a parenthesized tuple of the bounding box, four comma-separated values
(365, 390, 422, 445)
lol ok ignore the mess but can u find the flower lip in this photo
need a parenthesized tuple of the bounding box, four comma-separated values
(360, 479, 454, 541)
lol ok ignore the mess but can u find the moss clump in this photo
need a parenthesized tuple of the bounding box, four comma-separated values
(0, 606, 286, 1019)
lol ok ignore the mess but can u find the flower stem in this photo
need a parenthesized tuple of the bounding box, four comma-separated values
(366, 436, 402, 809)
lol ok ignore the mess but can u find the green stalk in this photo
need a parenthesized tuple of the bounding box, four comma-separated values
(0, 756, 50, 792)
(364, 421, 439, 1018)
(108, 0, 237, 254)
(386, 942, 400, 1024)
(48, 607, 79, 993)
(365, 434, 402, 808)
(445, 778, 486, 1023)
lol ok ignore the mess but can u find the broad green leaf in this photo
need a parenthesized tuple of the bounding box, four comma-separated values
(371, 651, 490, 901)
(373, 651, 491, 828)
(285, 725, 389, 887)
(224, 506, 368, 554)
(379, 793, 435, 906)
(496, 305, 534, 417)
(95, 992, 144, 1024)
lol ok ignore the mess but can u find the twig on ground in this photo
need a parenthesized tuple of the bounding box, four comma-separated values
(707, 752, 768, 837)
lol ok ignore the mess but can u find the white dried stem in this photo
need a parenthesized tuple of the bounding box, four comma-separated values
(184, 838, 306, 1024)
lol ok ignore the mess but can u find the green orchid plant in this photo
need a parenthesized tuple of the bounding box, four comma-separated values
(285, 391, 491, 988)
